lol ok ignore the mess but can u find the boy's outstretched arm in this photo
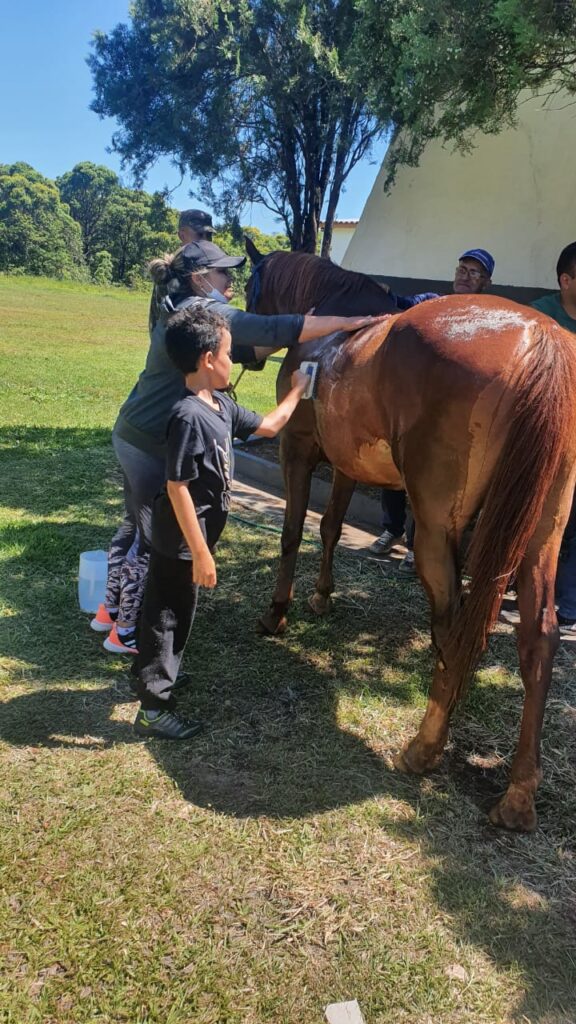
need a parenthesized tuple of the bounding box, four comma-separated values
(166, 481, 217, 588)
(255, 370, 308, 438)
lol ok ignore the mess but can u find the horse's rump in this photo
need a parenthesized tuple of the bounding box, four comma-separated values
(447, 315, 576, 687)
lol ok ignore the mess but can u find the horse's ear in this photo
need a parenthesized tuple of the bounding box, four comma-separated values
(244, 234, 264, 265)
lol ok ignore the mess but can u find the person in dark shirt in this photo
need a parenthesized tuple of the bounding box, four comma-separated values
(531, 242, 576, 637)
(531, 241, 576, 335)
(132, 305, 310, 740)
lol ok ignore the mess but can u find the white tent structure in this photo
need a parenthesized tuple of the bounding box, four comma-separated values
(320, 220, 358, 265)
(343, 91, 576, 300)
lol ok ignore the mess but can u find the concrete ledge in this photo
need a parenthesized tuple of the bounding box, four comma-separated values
(234, 446, 382, 533)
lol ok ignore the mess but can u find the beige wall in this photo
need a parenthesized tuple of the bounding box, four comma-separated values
(327, 225, 356, 265)
(343, 92, 575, 289)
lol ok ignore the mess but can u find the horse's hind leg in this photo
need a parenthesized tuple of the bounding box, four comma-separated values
(396, 517, 464, 773)
(489, 522, 565, 832)
(258, 433, 321, 636)
(309, 469, 356, 616)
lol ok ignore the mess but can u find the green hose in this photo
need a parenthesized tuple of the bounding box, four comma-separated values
(229, 513, 320, 546)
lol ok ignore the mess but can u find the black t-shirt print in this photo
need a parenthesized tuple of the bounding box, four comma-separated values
(151, 389, 262, 560)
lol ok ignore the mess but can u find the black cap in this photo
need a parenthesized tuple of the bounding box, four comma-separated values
(175, 241, 246, 272)
(178, 208, 213, 232)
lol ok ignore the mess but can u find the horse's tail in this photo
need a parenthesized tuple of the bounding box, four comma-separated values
(448, 320, 576, 692)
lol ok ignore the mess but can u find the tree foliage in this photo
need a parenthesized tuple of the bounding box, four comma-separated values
(56, 162, 178, 283)
(0, 163, 87, 280)
(100, 186, 175, 284)
(88, 0, 387, 255)
(0, 157, 287, 288)
(354, 0, 576, 185)
(57, 162, 120, 267)
(92, 250, 114, 286)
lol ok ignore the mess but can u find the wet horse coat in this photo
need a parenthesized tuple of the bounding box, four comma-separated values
(246, 245, 576, 831)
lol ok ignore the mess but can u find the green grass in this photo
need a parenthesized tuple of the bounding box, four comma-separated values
(0, 274, 279, 431)
(1, 276, 576, 1023)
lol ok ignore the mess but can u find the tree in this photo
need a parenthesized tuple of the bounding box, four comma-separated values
(56, 162, 120, 268)
(0, 163, 87, 280)
(100, 186, 176, 283)
(354, 0, 576, 185)
(88, 0, 388, 256)
(57, 163, 179, 278)
(92, 250, 114, 285)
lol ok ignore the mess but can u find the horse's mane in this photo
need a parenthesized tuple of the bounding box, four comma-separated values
(255, 250, 387, 314)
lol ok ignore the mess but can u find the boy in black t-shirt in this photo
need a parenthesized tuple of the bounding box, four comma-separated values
(133, 306, 308, 740)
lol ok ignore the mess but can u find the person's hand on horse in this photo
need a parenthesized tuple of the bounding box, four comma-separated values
(343, 313, 391, 331)
(298, 312, 391, 343)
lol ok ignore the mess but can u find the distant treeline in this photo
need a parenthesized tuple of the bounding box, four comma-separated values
(0, 161, 288, 287)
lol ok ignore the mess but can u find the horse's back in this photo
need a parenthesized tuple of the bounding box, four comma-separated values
(387, 294, 545, 375)
(312, 295, 576, 488)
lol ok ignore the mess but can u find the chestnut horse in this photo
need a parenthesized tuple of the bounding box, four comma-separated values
(245, 241, 576, 831)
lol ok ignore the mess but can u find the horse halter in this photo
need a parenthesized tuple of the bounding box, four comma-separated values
(246, 257, 266, 312)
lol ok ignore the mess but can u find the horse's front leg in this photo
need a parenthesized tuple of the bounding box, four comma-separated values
(309, 469, 356, 616)
(258, 431, 321, 636)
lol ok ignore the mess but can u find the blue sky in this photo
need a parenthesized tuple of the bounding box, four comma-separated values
(0, 1, 387, 233)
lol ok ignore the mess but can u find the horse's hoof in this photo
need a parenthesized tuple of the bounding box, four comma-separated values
(257, 612, 288, 636)
(489, 789, 538, 832)
(394, 738, 444, 775)
(308, 592, 332, 617)
(394, 749, 413, 774)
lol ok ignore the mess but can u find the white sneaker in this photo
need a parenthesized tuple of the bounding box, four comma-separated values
(499, 608, 520, 626)
(558, 616, 576, 641)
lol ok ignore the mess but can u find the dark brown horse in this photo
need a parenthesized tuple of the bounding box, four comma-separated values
(245, 241, 576, 832)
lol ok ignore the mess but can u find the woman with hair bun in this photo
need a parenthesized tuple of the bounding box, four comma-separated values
(92, 239, 383, 655)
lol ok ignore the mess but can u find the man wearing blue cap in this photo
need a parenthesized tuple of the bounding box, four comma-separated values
(370, 248, 495, 567)
(394, 248, 494, 309)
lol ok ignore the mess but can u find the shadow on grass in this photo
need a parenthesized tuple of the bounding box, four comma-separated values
(0, 425, 116, 520)
(2, 674, 575, 1019)
(2, 425, 576, 1020)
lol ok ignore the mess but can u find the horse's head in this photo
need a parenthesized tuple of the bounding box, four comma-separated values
(245, 244, 397, 317)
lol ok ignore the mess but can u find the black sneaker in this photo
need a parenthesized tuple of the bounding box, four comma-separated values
(133, 708, 203, 740)
(367, 529, 403, 557)
(397, 550, 416, 575)
(128, 673, 193, 698)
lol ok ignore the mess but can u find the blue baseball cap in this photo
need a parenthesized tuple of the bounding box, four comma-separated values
(459, 248, 495, 277)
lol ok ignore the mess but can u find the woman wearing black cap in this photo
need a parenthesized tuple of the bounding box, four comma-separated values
(149, 210, 214, 332)
(94, 239, 382, 654)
